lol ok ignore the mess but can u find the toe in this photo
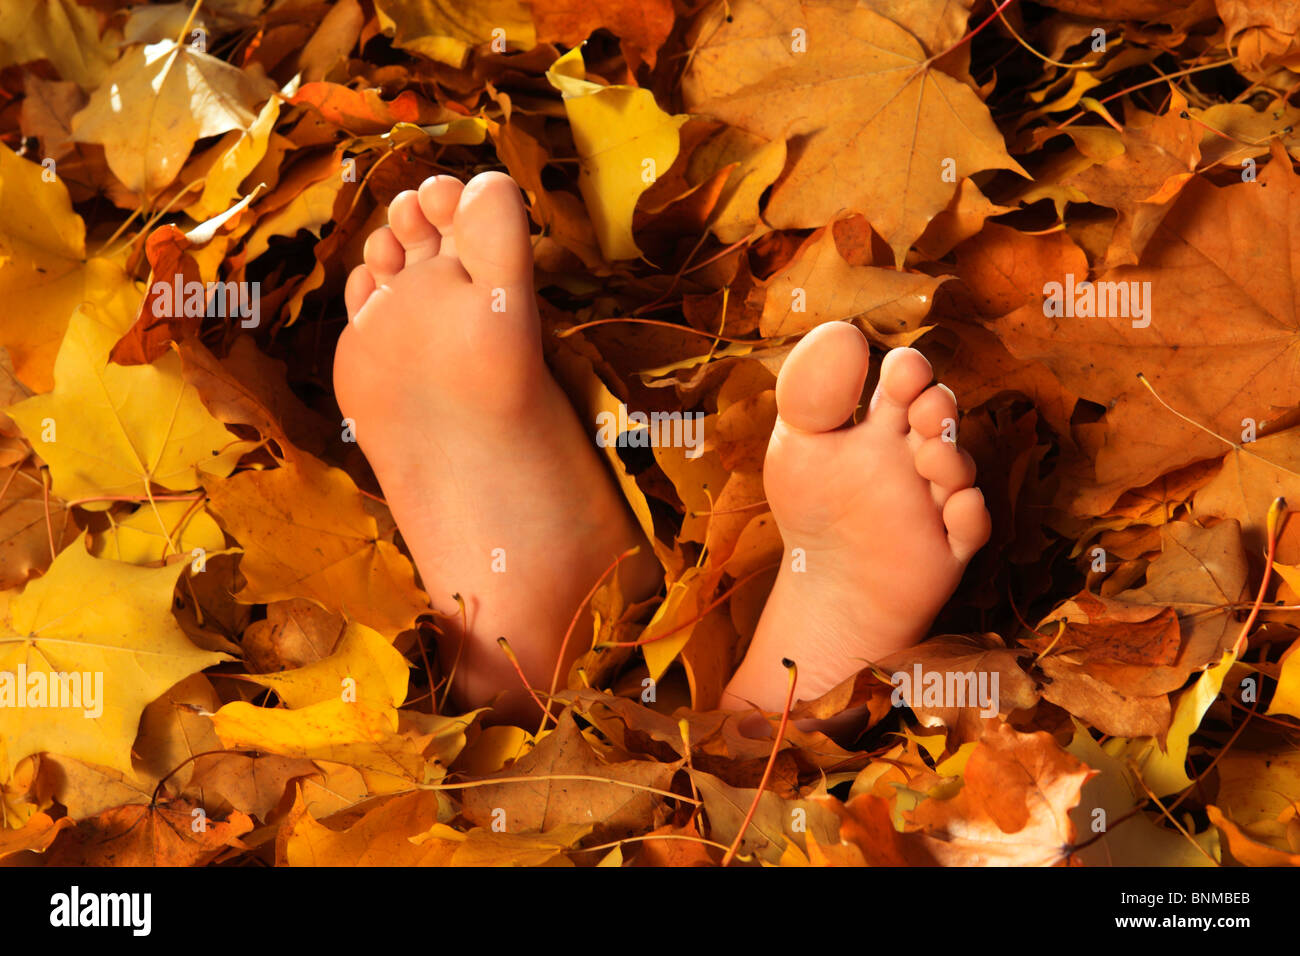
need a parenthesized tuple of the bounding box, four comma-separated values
(345, 264, 375, 320)
(944, 487, 991, 564)
(388, 189, 441, 264)
(914, 436, 976, 505)
(451, 171, 534, 287)
(364, 226, 404, 283)
(418, 175, 464, 234)
(869, 347, 933, 434)
(907, 384, 958, 439)
(774, 321, 870, 433)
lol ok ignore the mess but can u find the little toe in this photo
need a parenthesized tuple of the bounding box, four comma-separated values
(364, 226, 404, 284)
(944, 487, 992, 564)
(388, 189, 441, 264)
(345, 264, 375, 320)
(869, 347, 934, 433)
(451, 171, 534, 288)
(774, 321, 870, 433)
(907, 384, 958, 439)
(418, 175, 465, 255)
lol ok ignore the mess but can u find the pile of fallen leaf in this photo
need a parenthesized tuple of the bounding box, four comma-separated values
(1, 0, 1299, 867)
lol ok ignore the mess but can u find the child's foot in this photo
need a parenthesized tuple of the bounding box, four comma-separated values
(722, 322, 991, 715)
(333, 172, 660, 723)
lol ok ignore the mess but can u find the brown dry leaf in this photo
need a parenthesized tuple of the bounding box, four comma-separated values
(688, 769, 841, 864)
(1029, 520, 1247, 734)
(821, 792, 937, 865)
(903, 723, 1094, 865)
(280, 787, 453, 865)
(459, 711, 680, 840)
(682, 0, 1025, 264)
(876, 633, 1040, 740)
(1208, 806, 1300, 866)
(525, 0, 674, 67)
(759, 227, 947, 339)
(0, 460, 78, 590)
(204, 451, 429, 638)
(242, 598, 347, 673)
(0, 811, 73, 862)
(990, 147, 1300, 514)
(1062, 94, 1201, 268)
(1194, 426, 1300, 558)
(1216, 0, 1300, 72)
(5, 0, 1298, 873)
(0, 0, 118, 88)
(179, 337, 335, 458)
(190, 751, 318, 821)
(44, 802, 253, 866)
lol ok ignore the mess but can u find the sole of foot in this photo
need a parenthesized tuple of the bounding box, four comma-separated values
(333, 171, 660, 724)
(722, 321, 991, 719)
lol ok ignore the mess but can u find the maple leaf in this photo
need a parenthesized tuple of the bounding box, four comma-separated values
(0, 0, 117, 88)
(689, 768, 841, 864)
(990, 145, 1300, 514)
(1216, 0, 1300, 72)
(0, 811, 72, 862)
(1058, 95, 1201, 268)
(0, 145, 138, 392)
(1208, 806, 1300, 866)
(242, 620, 410, 710)
(459, 711, 681, 841)
(70, 38, 275, 197)
(0, 542, 227, 775)
(682, 0, 1026, 265)
(375, 0, 537, 67)
(1210, 744, 1300, 855)
(7, 306, 244, 505)
(210, 698, 435, 794)
(526, 0, 674, 68)
(44, 802, 252, 866)
(4, 0, 1299, 873)
(1065, 722, 1218, 866)
(759, 227, 947, 339)
(204, 451, 428, 638)
(0, 459, 79, 589)
(900, 723, 1094, 865)
(1028, 521, 1246, 736)
(280, 787, 453, 866)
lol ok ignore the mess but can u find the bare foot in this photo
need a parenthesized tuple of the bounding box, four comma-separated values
(333, 172, 659, 724)
(722, 321, 991, 716)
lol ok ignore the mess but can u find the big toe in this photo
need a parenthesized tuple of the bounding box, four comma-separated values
(774, 321, 870, 433)
(451, 171, 533, 287)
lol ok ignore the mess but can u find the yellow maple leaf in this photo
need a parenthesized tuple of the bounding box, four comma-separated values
(90, 501, 225, 566)
(243, 620, 410, 709)
(211, 698, 432, 793)
(70, 39, 275, 196)
(0, 0, 118, 88)
(0, 145, 138, 392)
(0, 542, 227, 776)
(374, 0, 536, 68)
(7, 306, 245, 507)
(204, 452, 429, 638)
